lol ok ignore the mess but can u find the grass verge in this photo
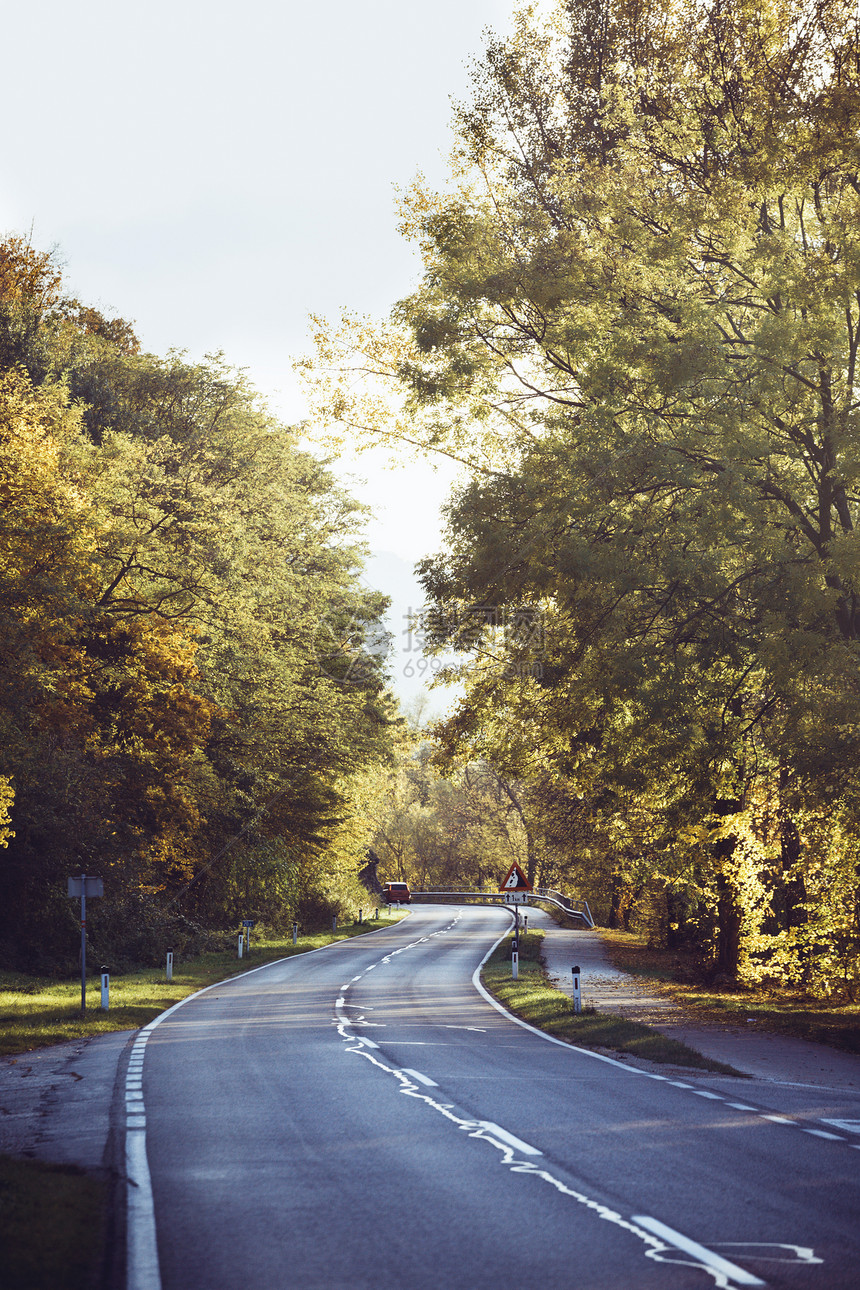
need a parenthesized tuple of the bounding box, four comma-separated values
(481, 931, 740, 1074)
(0, 1154, 105, 1290)
(600, 929, 860, 1056)
(0, 914, 405, 1058)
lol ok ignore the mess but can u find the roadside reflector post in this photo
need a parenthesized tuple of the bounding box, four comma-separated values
(523, 914, 528, 934)
(512, 934, 519, 980)
(374, 907, 379, 920)
(292, 921, 298, 946)
(237, 934, 243, 959)
(572, 965, 582, 1014)
(358, 908, 363, 924)
(332, 915, 337, 933)
(100, 966, 109, 1011)
(165, 949, 173, 982)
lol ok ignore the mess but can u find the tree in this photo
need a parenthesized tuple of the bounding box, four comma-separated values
(0, 238, 398, 967)
(301, 0, 860, 989)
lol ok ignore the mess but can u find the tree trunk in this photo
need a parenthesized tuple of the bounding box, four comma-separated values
(608, 868, 628, 930)
(714, 865, 742, 979)
(665, 889, 688, 949)
(778, 769, 806, 930)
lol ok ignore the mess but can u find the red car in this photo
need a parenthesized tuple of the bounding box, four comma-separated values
(382, 881, 411, 904)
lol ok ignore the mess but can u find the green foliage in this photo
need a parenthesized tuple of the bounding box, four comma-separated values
(366, 732, 536, 890)
(303, 0, 860, 995)
(481, 932, 737, 1070)
(0, 235, 397, 969)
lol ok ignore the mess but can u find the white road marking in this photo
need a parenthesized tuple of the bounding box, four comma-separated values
(633, 1216, 766, 1287)
(477, 1121, 542, 1155)
(124, 918, 405, 1290)
(343, 1032, 758, 1289)
(712, 1243, 822, 1266)
(820, 1119, 860, 1134)
(399, 1068, 439, 1087)
(470, 923, 854, 1152)
(126, 1105, 160, 1290)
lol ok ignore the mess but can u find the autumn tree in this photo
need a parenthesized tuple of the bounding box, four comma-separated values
(0, 237, 397, 968)
(302, 0, 860, 992)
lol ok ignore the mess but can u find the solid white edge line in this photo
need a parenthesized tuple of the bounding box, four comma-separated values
(632, 1216, 767, 1287)
(125, 912, 413, 1290)
(126, 1129, 161, 1290)
(470, 918, 673, 1079)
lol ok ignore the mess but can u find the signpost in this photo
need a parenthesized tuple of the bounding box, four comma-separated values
(499, 862, 532, 896)
(498, 866, 531, 979)
(67, 875, 104, 1013)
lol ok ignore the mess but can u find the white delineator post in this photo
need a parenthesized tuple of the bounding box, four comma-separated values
(572, 965, 582, 1014)
(512, 938, 519, 980)
(292, 921, 298, 946)
(100, 967, 109, 1011)
(237, 934, 243, 959)
(165, 950, 173, 982)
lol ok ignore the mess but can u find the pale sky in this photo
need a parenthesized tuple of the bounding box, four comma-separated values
(0, 0, 515, 705)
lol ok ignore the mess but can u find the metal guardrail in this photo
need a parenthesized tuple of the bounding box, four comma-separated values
(410, 888, 594, 928)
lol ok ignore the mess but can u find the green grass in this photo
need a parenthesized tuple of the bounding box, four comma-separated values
(0, 914, 405, 1057)
(481, 931, 740, 1073)
(0, 1154, 105, 1290)
(600, 929, 860, 1055)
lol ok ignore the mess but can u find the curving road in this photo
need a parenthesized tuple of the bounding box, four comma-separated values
(125, 905, 860, 1290)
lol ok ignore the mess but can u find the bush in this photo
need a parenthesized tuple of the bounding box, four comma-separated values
(86, 893, 227, 973)
(293, 888, 344, 932)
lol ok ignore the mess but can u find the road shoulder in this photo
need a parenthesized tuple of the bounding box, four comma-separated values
(531, 909, 860, 1089)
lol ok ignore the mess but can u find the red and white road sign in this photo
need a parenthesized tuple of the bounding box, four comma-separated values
(499, 862, 532, 892)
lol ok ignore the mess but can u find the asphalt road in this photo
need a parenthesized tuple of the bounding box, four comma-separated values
(127, 905, 860, 1290)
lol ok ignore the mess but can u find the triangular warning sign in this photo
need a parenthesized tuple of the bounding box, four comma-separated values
(499, 863, 532, 892)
